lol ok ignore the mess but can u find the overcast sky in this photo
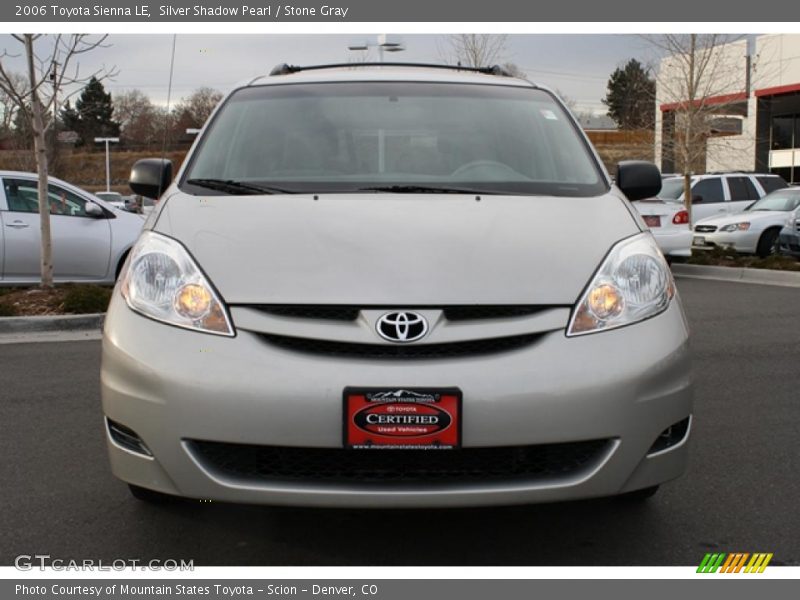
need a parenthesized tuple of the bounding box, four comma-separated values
(1, 34, 657, 115)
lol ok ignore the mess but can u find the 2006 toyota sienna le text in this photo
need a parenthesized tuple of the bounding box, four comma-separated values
(101, 63, 693, 507)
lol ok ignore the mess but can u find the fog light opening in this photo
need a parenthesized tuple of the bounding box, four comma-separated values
(106, 418, 153, 457)
(647, 416, 691, 456)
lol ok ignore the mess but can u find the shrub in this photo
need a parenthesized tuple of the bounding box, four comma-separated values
(61, 285, 112, 314)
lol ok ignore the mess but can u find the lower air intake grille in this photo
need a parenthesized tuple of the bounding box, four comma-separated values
(188, 439, 611, 486)
(258, 332, 543, 359)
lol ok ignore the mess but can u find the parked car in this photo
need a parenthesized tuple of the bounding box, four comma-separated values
(693, 187, 800, 257)
(632, 199, 691, 259)
(94, 190, 125, 209)
(657, 173, 787, 223)
(123, 194, 157, 216)
(778, 205, 800, 259)
(102, 63, 692, 508)
(0, 171, 144, 285)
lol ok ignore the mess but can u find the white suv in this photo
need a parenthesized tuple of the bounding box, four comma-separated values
(657, 173, 787, 223)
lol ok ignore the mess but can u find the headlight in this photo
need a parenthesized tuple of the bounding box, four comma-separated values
(119, 231, 234, 336)
(567, 233, 674, 336)
(719, 222, 750, 232)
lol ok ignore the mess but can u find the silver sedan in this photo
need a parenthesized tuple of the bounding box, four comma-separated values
(0, 171, 144, 285)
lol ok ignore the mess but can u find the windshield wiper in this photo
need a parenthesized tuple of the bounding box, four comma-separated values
(357, 184, 498, 195)
(185, 178, 297, 195)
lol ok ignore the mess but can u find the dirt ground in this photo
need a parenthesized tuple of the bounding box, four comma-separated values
(0, 287, 74, 316)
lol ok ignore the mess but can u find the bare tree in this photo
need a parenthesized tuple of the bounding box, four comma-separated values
(114, 89, 164, 149)
(0, 34, 116, 287)
(440, 34, 509, 68)
(648, 34, 749, 221)
(0, 71, 26, 132)
(173, 87, 223, 129)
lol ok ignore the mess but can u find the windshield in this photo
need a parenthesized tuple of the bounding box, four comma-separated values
(657, 178, 685, 201)
(746, 189, 800, 212)
(181, 81, 607, 196)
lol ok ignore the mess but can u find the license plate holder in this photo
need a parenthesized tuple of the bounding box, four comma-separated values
(343, 387, 462, 450)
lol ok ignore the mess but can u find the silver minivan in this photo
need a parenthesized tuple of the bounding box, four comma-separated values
(101, 64, 692, 507)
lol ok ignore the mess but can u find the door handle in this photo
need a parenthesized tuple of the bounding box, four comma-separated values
(6, 221, 30, 229)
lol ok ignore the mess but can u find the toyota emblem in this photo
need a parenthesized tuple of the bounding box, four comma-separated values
(376, 311, 428, 343)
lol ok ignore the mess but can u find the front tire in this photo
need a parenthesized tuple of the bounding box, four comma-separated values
(756, 228, 780, 258)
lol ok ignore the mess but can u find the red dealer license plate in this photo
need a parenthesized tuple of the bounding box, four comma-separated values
(343, 387, 462, 450)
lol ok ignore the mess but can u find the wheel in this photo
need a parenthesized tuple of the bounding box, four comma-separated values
(617, 485, 660, 502)
(756, 228, 780, 258)
(128, 484, 175, 504)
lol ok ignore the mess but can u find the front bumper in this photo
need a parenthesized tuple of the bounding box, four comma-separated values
(101, 294, 693, 508)
(692, 230, 759, 254)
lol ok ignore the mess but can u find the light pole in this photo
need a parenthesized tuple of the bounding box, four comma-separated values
(347, 34, 405, 62)
(94, 137, 119, 192)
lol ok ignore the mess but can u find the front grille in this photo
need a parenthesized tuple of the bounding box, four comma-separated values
(694, 225, 718, 233)
(442, 306, 547, 321)
(242, 305, 549, 322)
(258, 332, 542, 359)
(246, 305, 360, 321)
(189, 439, 611, 486)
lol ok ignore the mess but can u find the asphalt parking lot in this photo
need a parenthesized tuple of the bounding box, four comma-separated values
(0, 277, 798, 566)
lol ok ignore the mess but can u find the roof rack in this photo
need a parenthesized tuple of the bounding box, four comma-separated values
(268, 62, 515, 77)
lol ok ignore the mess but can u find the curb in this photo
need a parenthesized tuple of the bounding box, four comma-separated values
(0, 313, 105, 335)
(671, 263, 800, 288)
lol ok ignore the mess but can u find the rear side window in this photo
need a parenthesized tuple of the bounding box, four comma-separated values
(691, 178, 725, 203)
(727, 176, 759, 201)
(757, 176, 788, 194)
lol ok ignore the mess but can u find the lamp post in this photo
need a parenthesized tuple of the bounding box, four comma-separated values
(347, 34, 405, 62)
(94, 137, 119, 192)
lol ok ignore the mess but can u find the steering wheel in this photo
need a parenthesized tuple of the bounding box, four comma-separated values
(451, 160, 523, 179)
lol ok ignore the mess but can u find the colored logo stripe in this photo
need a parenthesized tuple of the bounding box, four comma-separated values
(697, 553, 726, 573)
(745, 553, 773, 573)
(697, 552, 773, 573)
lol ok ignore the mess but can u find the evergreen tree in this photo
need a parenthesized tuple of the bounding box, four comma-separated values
(62, 77, 120, 144)
(603, 59, 656, 130)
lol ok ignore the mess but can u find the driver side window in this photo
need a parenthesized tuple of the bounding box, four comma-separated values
(3, 178, 89, 217)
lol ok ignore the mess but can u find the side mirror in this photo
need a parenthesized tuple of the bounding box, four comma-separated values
(129, 159, 173, 200)
(692, 195, 704, 204)
(85, 202, 104, 218)
(616, 161, 662, 201)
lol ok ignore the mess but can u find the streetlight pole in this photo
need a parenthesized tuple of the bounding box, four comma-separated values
(94, 137, 119, 192)
(347, 35, 405, 62)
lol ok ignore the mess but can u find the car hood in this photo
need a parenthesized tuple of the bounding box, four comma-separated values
(153, 192, 639, 305)
(696, 210, 788, 228)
